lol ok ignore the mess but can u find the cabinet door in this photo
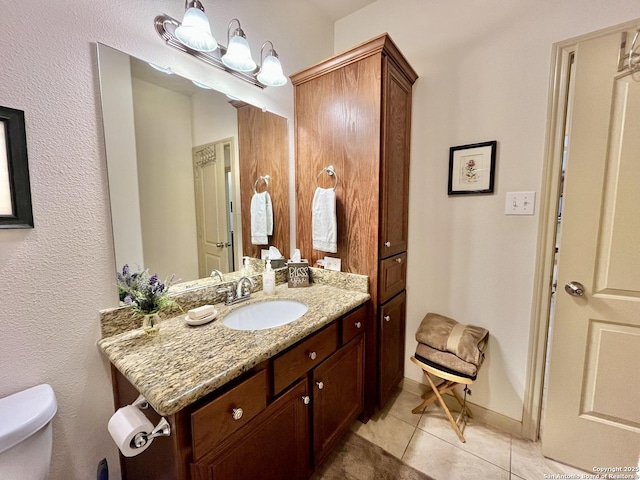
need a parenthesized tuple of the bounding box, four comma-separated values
(191, 379, 311, 480)
(378, 291, 407, 408)
(379, 57, 413, 259)
(312, 334, 365, 466)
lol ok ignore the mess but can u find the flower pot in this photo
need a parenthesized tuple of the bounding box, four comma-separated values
(142, 313, 161, 335)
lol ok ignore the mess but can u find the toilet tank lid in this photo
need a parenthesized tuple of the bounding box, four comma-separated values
(0, 384, 57, 454)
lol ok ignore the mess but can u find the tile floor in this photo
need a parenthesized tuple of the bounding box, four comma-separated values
(350, 388, 589, 480)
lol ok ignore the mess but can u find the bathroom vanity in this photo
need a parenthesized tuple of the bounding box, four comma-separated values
(99, 279, 369, 480)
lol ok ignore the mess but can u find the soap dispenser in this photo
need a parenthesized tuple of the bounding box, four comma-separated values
(242, 256, 253, 276)
(262, 258, 276, 295)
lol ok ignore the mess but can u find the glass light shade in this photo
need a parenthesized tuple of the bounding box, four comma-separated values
(222, 35, 257, 72)
(175, 7, 218, 52)
(257, 54, 287, 86)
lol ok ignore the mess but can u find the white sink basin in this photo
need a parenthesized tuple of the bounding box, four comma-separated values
(222, 300, 308, 331)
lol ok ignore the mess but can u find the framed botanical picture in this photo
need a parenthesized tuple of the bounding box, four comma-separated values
(0, 106, 33, 228)
(448, 140, 497, 195)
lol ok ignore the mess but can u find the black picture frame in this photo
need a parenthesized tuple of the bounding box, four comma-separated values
(0, 106, 33, 228)
(448, 140, 497, 195)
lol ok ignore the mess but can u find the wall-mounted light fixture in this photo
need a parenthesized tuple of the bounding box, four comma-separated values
(154, 2, 287, 89)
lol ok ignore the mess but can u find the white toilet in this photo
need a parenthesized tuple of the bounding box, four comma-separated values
(0, 384, 57, 480)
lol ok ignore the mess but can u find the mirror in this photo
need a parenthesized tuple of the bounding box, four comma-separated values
(97, 44, 289, 289)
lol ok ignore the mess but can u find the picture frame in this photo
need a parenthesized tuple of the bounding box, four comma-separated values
(448, 140, 497, 195)
(0, 106, 33, 228)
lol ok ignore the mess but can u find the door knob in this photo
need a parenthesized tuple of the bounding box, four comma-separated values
(216, 242, 224, 248)
(316, 381, 324, 390)
(302, 396, 310, 405)
(384, 315, 391, 322)
(564, 281, 585, 297)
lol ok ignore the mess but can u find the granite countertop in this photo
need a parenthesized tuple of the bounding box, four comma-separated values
(98, 282, 370, 416)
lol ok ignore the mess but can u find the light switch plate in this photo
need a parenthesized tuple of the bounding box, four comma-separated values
(324, 256, 342, 271)
(505, 191, 536, 215)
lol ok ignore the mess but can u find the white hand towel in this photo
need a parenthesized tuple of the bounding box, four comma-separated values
(312, 187, 337, 253)
(265, 192, 273, 236)
(251, 192, 272, 245)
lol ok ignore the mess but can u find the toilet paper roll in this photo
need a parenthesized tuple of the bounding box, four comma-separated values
(108, 405, 155, 457)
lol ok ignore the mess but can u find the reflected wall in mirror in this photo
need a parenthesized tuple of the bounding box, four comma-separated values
(97, 44, 289, 288)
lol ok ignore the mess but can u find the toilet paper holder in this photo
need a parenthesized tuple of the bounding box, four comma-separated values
(130, 394, 171, 450)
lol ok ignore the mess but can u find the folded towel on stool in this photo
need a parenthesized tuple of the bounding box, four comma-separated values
(415, 313, 488, 366)
(415, 342, 482, 380)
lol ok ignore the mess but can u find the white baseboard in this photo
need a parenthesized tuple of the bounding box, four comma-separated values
(401, 377, 524, 438)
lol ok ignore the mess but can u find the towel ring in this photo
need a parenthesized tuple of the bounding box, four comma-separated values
(315, 165, 338, 188)
(254, 175, 270, 194)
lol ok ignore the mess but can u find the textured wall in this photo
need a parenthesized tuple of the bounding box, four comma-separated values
(335, 0, 640, 422)
(0, 1, 334, 478)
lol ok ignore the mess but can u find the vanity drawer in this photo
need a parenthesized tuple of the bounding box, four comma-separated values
(378, 252, 407, 303)
(273, 323, 338, 395)
(341, 305, 367, 345)
(191, 369, 267, 461)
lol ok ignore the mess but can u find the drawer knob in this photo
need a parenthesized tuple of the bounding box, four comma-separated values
(384, 315, 391, 322)
(396, 258, 402, 263)
(231, 408, 243, 421)
(385, 241, 391, 247)
(355, 321, 362, 329)
(309, 351, 317, 360)
(302, 396, 310, 405)
(316, 381, 324, 390)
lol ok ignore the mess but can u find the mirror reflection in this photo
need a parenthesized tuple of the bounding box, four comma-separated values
(97, 44, 289, 289)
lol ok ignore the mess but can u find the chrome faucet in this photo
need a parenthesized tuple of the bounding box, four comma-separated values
(235, 276, 256, 299)
(217, 276, 256, 305)
(210, 269, 224, 283)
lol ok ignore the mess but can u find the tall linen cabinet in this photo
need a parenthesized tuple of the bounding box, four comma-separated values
(291, 34, 417, 415)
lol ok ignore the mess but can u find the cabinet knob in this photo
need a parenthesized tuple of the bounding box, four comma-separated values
(395, 258, 402, 263)
(309, 351, 317, 360)
(355, 321, 362, 329)
(231, 408, 243, 421)
(316, 381, 324, 390)
(384, 315, 391, 322)
(302, 396, 310, 405)
(385, 241, 391, 247)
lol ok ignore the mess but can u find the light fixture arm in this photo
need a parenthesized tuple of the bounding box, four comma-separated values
(185, 0, 204, 10)
(260, 40, 278, 65)
(227, 18, 245, 45)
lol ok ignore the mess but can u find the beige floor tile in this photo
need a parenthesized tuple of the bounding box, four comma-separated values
(350, 410, 416, 459)
(417, 409, 512, 470)
(402, 428, 510, 480)
(382, 388, 426, 427)
(511, 437, 589, 480)
(510, 475, 526, 480)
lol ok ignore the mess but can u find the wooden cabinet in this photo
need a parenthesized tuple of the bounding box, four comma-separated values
(191, 370, 267, 461)
(273, 323, 338, 395)
(291, 34, 417, 414)
(312, 335, 365, 465)
(191, 379, 310, 480)
(113, 305, 367, 480)
(234, 103, 290, 259)
(378, 291, 407, 407)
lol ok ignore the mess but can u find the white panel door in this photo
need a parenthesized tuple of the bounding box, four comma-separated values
(542, 28, 640, 470)
(193, 140, 231, 276)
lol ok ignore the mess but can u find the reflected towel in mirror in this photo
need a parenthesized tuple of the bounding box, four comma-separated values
(312, 187, 337, 253)
(251, 191, 273, 244)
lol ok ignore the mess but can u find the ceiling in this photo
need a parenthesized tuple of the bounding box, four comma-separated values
(307, 0, 376, 22)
